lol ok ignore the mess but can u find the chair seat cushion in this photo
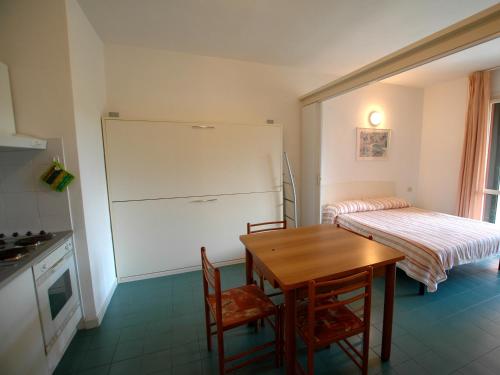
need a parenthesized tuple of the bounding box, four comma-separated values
(296, 299, 363, 344)
(208, 284, 276, 328)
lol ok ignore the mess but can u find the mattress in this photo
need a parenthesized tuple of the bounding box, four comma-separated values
(324, 206, 500, 292)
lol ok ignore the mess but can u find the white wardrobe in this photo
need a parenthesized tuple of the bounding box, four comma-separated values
(103, 119, 283, 281)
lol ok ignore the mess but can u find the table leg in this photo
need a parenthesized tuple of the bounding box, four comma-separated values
(245, 248, 253, 285)
(284, 289, 296, 375)
(382, 263, 396, 361)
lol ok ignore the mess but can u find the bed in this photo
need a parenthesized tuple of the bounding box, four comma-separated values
(322, 197, 500, 292)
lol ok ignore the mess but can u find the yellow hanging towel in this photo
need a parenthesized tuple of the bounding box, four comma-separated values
(40, 161, 75, 192)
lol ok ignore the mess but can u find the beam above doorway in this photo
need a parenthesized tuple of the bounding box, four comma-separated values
(300, 3, 500, 106)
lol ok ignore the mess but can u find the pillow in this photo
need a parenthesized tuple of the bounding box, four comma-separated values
(321, 199, 373, 224)
(321, 197, 411, 224)
(363, 197, 410, 210)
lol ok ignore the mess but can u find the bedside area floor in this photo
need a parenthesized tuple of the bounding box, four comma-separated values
(55, 258, 500, 375)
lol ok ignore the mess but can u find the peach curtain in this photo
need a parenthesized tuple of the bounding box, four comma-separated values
(457, 71, 491, 219)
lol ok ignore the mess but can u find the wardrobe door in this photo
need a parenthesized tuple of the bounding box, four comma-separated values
(103, 120, 282, 201)
(111, 191, 281, 280)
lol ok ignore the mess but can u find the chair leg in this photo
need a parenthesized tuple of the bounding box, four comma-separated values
(362, 329, 370, 375)
(259, 275, 265, 328)
(274, 307, 280, 368)
(419, 282, 425, 296)
(203, 302, 212, 352)
(280, 304, 285, 365)
(307, 344, 314, 375)
(217, 329, 225, 375)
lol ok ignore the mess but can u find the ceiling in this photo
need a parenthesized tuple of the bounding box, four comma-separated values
(382, 37, 500, 88)
(78, 0, 498, 77)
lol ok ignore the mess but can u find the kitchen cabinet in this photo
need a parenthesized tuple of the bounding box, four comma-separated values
(0, 268, 49, 375)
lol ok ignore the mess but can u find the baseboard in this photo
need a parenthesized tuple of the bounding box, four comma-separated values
(118, 258, 245, 283)
(83, 277, 117, 329)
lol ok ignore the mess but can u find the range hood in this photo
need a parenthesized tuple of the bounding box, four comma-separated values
(0, 62, 46, 150)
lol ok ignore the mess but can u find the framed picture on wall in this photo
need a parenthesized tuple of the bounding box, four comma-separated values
(356, 128, 391, 160)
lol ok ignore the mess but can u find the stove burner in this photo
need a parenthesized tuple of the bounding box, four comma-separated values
(0, 246, 30, 262)
(14, 233, 54, 247)
(0, 230, 53, 263)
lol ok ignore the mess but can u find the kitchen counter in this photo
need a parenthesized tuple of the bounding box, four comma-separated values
(0, 230, 73, 290)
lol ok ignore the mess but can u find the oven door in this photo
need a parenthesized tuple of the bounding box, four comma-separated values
(35, 249, 79, 352)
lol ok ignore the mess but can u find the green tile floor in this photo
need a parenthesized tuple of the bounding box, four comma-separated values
(55, 258, 500, 374)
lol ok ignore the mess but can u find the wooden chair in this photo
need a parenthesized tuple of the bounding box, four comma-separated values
(201, 247, 281, 374)
(296, 267, 373, 375)
(246, 220, 287, 297)
(247, 220, 287, 234)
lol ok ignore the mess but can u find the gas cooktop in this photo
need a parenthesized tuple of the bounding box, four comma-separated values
(0, 231, 54, 262)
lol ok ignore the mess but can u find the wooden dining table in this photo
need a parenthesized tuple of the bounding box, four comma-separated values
(240, 224, 405, 375)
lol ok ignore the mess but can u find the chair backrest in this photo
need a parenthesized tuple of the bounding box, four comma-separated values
(307, 267, 373, 341)
(247, 220, 287, 234)
(201, 247, 223, 323)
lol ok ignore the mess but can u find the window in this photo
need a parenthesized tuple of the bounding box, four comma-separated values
(483, 101, 500, 223)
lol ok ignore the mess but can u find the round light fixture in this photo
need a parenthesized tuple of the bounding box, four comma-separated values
(368, 111, 382, 126)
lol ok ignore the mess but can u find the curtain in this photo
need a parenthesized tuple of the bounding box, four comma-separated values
(457, 70, 491, 219)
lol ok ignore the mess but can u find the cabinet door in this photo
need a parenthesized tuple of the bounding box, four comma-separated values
(0, 269, 49, 375)
(103, 120, 282, 201)
(111, 192, 282, 280)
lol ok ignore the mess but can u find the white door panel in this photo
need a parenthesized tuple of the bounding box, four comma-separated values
(301, 103, 322, 226)
(111, 192, 282, 279)
(103, 120, 282, 201)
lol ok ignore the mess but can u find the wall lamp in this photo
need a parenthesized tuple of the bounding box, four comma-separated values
(368, 111, 382, 126)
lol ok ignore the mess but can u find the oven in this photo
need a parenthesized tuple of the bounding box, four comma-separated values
(33, 239, 81, 356)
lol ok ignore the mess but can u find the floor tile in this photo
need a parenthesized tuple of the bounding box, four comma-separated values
(55, 259, 500, 375)
(109, 357, 142, 375)
(455, 360, 498, 375)
(113, 340, 144, 362)
(79, 347, 115, 371)
(141, 350, 171, 374)
(476, 345, 500, 372)
(392, 359, 429, 375)
(77, 365, 110, 375)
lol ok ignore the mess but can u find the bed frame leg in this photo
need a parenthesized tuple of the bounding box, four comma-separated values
(419, 282, 425, 296)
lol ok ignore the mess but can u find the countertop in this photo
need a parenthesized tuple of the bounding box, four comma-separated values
(0, 230, 73, 290)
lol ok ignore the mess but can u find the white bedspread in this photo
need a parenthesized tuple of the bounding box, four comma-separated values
(325, 207, 500, 292)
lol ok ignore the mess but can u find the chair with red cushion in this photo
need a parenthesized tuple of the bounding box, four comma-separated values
(296, 267, 373, 375)
(201, 247, 281, 374)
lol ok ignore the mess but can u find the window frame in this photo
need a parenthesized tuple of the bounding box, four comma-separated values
(482, 98, 500, 222)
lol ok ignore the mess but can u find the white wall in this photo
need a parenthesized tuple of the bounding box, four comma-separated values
(416, 71, 500, 214)
(0, 0, 115, 326)
(104, 44, 333, 197)
(66, 0, 116, 325)
(321, 82, 424, 203)
(416, 77, 468, 214)
(0, 0, 93, 316)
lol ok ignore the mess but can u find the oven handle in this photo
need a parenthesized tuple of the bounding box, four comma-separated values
(36, 250, 73, 286)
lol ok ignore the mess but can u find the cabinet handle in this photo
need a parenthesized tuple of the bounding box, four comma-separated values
(192, 125, 215, 129)
(190, 198, 218, 203)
